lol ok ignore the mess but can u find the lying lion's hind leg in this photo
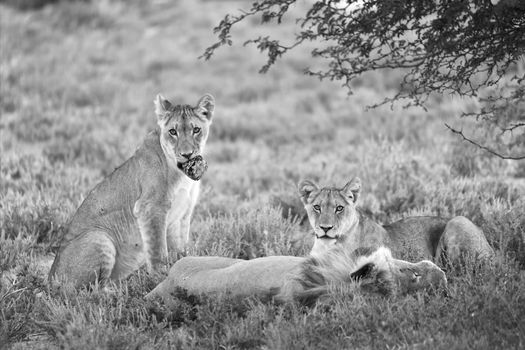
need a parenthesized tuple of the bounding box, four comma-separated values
(435, 216, 494, 267)
(145, 257, 242, 300)
(51, 231, 116, 288)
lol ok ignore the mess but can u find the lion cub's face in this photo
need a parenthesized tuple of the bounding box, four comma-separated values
(299, 178, 361, 255)
(154, 94, 214, 168)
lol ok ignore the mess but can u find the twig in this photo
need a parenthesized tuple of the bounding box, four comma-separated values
(500, 122, 525, 133)
(445, 123, 525, 160)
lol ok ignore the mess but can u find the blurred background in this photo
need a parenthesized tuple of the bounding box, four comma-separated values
(1, 0, 524, 256)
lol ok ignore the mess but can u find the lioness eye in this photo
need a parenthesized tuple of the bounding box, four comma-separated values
(169, 128, 177, 136)
(313, 205, 321, 212)
(193, 127, 201, 134)
(336, 205, 344, 213)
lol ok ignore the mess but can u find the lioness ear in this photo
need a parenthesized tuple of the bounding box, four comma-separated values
(350, 262, 375, 281)
(298, 179, 319, 204)
(154, 94, 173, 121)
(342, 177, 361, 203)
(197, 93, 215, 121)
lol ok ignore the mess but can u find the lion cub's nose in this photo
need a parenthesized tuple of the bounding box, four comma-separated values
(319, 225, 333, 233)
(180, 151, 194, 159)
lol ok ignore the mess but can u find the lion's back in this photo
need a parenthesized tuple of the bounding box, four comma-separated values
(383, 216, 448, 259)
(58, 132, 163, 246)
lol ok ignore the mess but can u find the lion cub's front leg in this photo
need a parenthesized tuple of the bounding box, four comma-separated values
(172, 209, 193, 252)
(166, 181, 200, 254)
(166, 203, 194, 254)
(134, 199, 169, 272)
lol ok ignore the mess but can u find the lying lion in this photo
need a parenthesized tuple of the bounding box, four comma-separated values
(145, 246, 447, 305)
(298, 177, 494, 263)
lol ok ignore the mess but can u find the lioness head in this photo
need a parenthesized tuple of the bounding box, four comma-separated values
(298, 178, 361, 255)
(294, 246, 447, 305)
(154, 94, 214, 177)
(390, 259, 448, 295)
(351, 249, 448, 296)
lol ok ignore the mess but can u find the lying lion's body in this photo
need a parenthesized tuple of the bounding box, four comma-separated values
(149, 256, 304, 300)
(49, 94, 215, 287)
(298, 178, 494, 263)
(322, 211, 449, 260)
(146, 246, 447, 304)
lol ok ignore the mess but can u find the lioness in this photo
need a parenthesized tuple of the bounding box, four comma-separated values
(145, 246, 447, 305)
(48, 94, 215, 287)
(298, 177, 494, 263)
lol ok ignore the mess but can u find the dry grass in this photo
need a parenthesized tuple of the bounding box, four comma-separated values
(1, 0, 524, 349)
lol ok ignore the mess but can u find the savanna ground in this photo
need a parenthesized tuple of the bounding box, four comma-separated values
(1, 0, 524, 349)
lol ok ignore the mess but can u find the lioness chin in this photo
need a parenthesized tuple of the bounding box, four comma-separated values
(298, 177, 494, 264)
(49, 94, 215, 287)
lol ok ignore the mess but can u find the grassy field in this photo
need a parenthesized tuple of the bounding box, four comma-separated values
(1, 0, 524, 349)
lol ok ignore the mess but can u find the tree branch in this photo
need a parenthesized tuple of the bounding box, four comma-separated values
(444, 123, 525, 160)
(205, 0, 525, 160)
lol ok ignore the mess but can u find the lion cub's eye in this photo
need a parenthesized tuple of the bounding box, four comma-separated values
(335, 205, 344, 213)
(169, 128, 177, 136)
(193, 127, 201, 134)
(313, 204, 321, 212)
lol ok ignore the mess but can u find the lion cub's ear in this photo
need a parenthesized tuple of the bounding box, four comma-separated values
(298, 180, 319, 204)
(197, 94, 215, 121)
(342, 177, 361, 203)
(154, 94, 173, 121)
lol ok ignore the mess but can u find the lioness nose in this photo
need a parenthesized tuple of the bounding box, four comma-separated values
(320, 225, 333, 233)
(180, 151, 194, 159)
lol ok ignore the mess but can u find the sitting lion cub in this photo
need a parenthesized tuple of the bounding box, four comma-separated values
(49, 94, 215, 287)
(298, 177, 494, 263)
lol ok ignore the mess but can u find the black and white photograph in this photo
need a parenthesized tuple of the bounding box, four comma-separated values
(1, 0, 524, 348)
